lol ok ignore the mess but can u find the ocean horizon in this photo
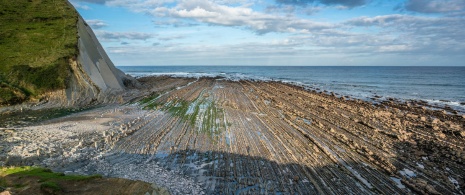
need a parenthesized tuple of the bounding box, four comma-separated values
(118, 66, 465, 113)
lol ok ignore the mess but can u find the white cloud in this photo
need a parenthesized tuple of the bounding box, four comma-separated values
(86, 19, 108, 29)
(75, 0, 465, 65)
(105, 0, 176, 10)
(265, 5, 296, 14)
(403, 0, 465, 13)
(158, 35, 186, 41)
(345, 14, 465, 54)
(69, 0, 92, 10)
(85, 0, 333, 34)
(95, 31, 156, 41)
(378, 45, 412, 52)
(149, 0, 334, 34)
(74, 0, 110, 4)
(302, 6, 322, 15)
(275, 0, 369, 8)
(86, 0, 333, 34)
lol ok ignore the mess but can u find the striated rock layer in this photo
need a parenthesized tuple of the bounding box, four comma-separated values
(43, 14, 131, 108)
(3, 76, 463, 194)
(117, 78, 464, 194)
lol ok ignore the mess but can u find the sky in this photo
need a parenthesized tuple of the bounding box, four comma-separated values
(70, 0, 465, 66)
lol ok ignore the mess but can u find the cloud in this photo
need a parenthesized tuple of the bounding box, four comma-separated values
(346, 14, 465, 34)
(105, 0, 175, 9)
(94, 31, 156, 41)
(105, 30, 465, 65)
(74, 0, 109, 4)
(69, 0, 91, 10)
(265, 5, 296, 14)
(403, 0, 465, 13)
(150, 0, 334, 34)
(275, 0, 368, 8)
(346, 14, 406, 26)
(153, 19, 200, 27)
(378, 45, 412, 52)
(302, 6, 322, 15)
(320, 0, 367, 7)
(345, 14, 465, 54)
(158, 35, 186, 41)
(74, 0, 465, 65)
(86, 19, 108, 29)
(86, 0, 333, 34)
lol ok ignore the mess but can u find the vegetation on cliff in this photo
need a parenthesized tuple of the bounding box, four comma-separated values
(0, 0, 78, 105)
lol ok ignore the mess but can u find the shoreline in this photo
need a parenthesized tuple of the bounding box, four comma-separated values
(120, 65, 465, 114)
(1, 76, 464, 194)
(1, 79, 463, 129)
(132, 73, 465, 115)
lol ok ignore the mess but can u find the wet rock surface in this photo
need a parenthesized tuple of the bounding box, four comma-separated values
(1, 77, 464, 194)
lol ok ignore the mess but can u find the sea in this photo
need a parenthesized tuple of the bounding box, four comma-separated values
(118, 66, 465, 113)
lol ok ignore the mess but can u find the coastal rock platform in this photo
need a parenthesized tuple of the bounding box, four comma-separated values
(1, 76, 464, 194)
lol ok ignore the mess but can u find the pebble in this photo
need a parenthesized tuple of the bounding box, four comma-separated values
(1, 106, 203, 195)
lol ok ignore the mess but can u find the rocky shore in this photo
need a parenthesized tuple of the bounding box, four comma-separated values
(1, 76, 464, 194)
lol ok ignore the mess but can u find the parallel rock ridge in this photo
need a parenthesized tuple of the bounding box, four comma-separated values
(3, 77, 463, 194)
(116, 78, 464, 194)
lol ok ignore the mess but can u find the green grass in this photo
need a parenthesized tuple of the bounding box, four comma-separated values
(168, 100, 190, 118)
(1, 166, 102, 194)
(140, 94, 159, 104)
(0, 177, 7, 187)
(1, 166, 102, 182)
(140, 93, 160, 109)
(40, 181, 62, 192)
(0, 0, 79, 105)
(13, 183, 28, 188)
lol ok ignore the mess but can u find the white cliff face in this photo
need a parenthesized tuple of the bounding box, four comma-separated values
(35, 16, 131, 108)
(76, 17, 126, 92)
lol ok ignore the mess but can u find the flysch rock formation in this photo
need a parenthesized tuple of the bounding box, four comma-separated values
(76, 16, 127, 92)
(44, 14, 132, 108)
(2, 77, 464, 194)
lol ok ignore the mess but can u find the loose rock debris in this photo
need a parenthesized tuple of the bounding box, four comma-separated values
(1, 77, 464, 194)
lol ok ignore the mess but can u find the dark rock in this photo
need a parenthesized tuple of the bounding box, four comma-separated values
(293, 176, 299, 182)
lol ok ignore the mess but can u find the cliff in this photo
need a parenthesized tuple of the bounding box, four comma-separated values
(45, 15, 131, 107)
(0, 0, 134, 109)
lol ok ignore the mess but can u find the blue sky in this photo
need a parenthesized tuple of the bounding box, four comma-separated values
(70, 0, 465, 66)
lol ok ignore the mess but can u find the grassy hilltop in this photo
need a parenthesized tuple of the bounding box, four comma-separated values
(0, 0, 78, 105)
